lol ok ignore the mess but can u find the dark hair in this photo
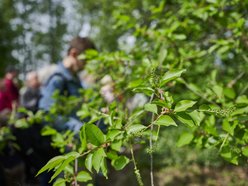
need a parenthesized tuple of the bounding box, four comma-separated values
(68, 36, 96, 55)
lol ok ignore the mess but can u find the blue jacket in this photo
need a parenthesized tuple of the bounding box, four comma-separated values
(39, 63, 82, 111)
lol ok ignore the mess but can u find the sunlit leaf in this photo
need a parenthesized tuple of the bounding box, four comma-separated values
(76, 171, 92, 182)
(174, 100, 197, 112)
(176, 132, 194, 147)
(111, 155, 130, 170)
(154, 115, 177, 127)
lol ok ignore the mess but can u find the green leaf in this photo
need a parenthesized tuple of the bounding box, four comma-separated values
(106, 150, 119, 160)
(132, 87, 154, 96)
(144, 103, 158, 114)
(175, 112, 195, 128)
(160, 69, 186, 86)
(154, 115, 177, 127)
(76, 171, 92, 182)
(85, 124, 105, 146)
(199, 104, 211, 111)
(236, 95, 248, 104)
(224, 88, 236, 99)
(111, 155, 130, 170)
(80, 125, 87, 152)
(41, 126, 57, 136)
(106, 130, 122, 141)
(231, 106, 248, 116)
(85, 153, 93, 173)
(100, 158, 108, 178)
(110, 140, 122, 151)
(127, 124, 146, 134)
(158, 46, 168, 64)
(36, 155, 65, 176)
(187, 110, 204, 126)
(173, 34, 187, 40)
(176, 132, 194, 147)
(92, 148, 106, 173)
(152, 100, 170, 108)
(53, 178, 66, 186)
(222, 119, 237, 136)
(127, 79, 143, 89)
(64, 151, 80, 159)
(174, 100, 197, 112)
(242, 147, 248, 157)
(50, 156, 75, 182)
(220, 146, 239, 165)
(212, 85, 223, 98)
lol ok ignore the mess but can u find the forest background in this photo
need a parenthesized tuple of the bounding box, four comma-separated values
(1, 0, 248, 185)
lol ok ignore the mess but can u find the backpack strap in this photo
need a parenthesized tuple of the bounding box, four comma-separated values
(45, 73, 68, 96)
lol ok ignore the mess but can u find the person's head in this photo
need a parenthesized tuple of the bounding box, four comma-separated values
(26, 71, 40, 89)
(5, 66, 18, 80)
(63, 36, 96, 73)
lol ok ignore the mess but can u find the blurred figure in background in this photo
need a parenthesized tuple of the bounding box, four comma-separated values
(0, 79, 11, 125)
(3, 66, 19, 111)
(39, 36, 96, 132)
(20, 71, 41, 113)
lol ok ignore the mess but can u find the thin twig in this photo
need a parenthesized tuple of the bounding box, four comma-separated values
(74, 158, 78, 186)
(149, 93, 155, 186)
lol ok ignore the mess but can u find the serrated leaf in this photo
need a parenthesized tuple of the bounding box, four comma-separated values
(176, 132, 194, 147)
(154, 115, 177, 127)
(85, 124, 105, 146)
(36, 155, 65, 176)
(76, 171, 92, 182)
(111, 155, 130, 170)
(92, 148, 106, 173)
(174, 100, 197, 112)
(176, 112, 195, 128)
(144, 103, 158, 114)
(160, 69, 186, 86)
(85, 153, 93, 173)
(127, 124, 146, 134)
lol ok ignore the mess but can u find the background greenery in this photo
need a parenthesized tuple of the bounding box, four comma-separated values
(0, 0, 248, 185)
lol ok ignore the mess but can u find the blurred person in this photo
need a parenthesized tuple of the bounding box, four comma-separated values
(0, 78, 25, 186)
(20, 71, 41, 113)
(39, 36, 96, 132)
(3, 66, 19, 110)
(37, 64, 57, 85)
(37, 36, 95, 186)
(0, 79, 12, 128)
